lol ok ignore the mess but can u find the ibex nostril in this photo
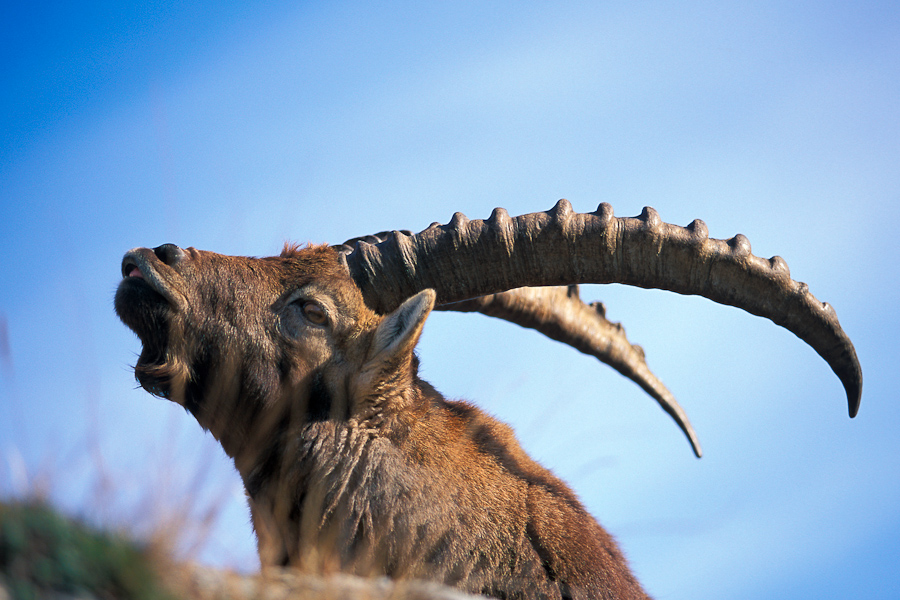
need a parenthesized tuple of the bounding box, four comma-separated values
(153, 243, 186, 266)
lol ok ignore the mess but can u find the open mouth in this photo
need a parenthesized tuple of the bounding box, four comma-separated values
(115, 246, 197, 405)
(121, 250, 156, 282)
(121, 249, 158, 282)
(116, 251, 168, 321)
(123, 262, 144, 279)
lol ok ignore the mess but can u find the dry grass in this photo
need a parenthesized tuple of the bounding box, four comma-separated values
(0, 396, 242, 597)
(0, 404, 485, 600)
(0, 499, 177, 599)
(0, 499, 485, 600)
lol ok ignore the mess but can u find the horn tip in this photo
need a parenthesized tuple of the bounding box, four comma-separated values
(840, 360, 862, 417)
(691, 440, 703, 459)
(679, 416, 703, 458)
(848, 387, 861, 418)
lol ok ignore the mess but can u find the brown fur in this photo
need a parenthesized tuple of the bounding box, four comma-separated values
(115, 243, 650, 600)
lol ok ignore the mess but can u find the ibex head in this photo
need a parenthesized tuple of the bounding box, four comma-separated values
(115, 201, 861, 599)
(116, 243, 435, 461)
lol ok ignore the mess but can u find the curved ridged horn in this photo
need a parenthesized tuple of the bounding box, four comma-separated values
(337, 200, 862, 417)
(438, 285, 703, 457)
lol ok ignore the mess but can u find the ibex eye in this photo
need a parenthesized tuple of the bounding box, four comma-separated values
(302, 302, 328, 325)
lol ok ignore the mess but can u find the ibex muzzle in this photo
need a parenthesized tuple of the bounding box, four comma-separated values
(116, 202, 861, 600)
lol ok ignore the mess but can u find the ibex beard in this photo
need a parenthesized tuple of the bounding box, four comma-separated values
(115, 242, 649, 600)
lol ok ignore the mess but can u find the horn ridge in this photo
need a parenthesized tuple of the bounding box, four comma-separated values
(338, 204, 862, 416)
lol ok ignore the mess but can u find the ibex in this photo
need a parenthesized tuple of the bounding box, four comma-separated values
(115, 201, 861, 600)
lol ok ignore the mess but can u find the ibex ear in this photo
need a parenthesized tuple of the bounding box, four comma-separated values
(370, 289, 436, 360)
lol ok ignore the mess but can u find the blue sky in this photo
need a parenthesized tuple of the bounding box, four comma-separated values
(1, 2, 898, 598)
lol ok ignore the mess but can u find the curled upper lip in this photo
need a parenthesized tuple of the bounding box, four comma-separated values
(121, 248, 187, 308)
